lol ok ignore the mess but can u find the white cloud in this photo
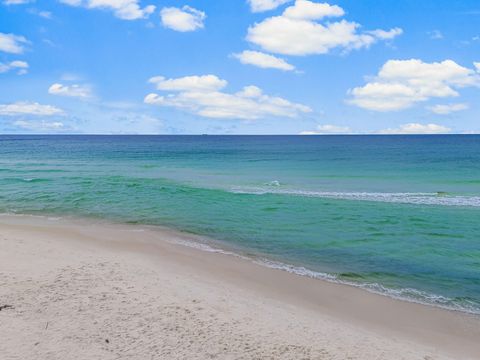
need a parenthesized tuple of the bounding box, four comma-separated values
(48, 83, 92, 98)
(145, 74, 311, 120)
(58, 0, 155, 20)
(300, 124, 351, 134)
(13, 120, 65, 131)
(283, 0, 344, 19)
(299, 123, 454, 135)
(367, 28, 403, 40)
(428, 103, 469, 115)
(233, 50, 295, 71)
(247, 0, 291, 13)
(0, 33, 29, 54)
(0, 60, 28, 75)
(475, 62, 480, 72)
(349, 59, 480, 111)
(3, 0, 32, 4)
(160, 6, 205, 32)
(57, 0, 79, 5)
(149, 75, 226, 92)
(0, 101, 64, 116)
(247, 0, 402, 56)
(377, 123, 451, 134)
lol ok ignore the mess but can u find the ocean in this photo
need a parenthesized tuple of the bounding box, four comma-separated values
(1, 135, 479, 313)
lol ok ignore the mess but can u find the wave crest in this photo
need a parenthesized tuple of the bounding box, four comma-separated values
(230, 187, 480, 207)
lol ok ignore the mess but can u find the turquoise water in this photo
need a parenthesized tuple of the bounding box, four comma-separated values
(1, 135, 479, 313)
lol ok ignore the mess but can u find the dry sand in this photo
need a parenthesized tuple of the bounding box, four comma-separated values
(1, 214, 479, 360)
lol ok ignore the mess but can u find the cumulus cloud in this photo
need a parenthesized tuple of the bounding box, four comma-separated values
(0, 101, 64, 116)
(283, 0, 344, 19)
(0, 33, 29, 54)
(300, 124, 351, 134)
(348, 59, 480, 111)
(377, 123, 451, 134)
(48, 83, 92, 98)
(247, 0, 291, 12)
(145, 74, 311, 120)
(149, 75, 226, 92)
(247, 0, 402, 56)
(58, 0, 155, 20)
(0, 60, 28, 75)
(233, 50, 295, 71)
(160, 6, 205, 32)
(428, 103, 469, 115)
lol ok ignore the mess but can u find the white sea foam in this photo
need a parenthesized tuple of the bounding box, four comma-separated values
(255, 258, 480, 314)
(0, 212, 63, 221)
(167, 236, 480, 315)
(264, 180, 281, 186)
(230, 187, 480, 207)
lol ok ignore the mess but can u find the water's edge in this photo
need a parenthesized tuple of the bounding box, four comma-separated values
(3, 211, 479, 317)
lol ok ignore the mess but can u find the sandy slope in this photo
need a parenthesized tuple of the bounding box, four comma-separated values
(1, 215, 479, 359)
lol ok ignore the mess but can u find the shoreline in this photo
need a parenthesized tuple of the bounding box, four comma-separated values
(1, 213, 479, 359)
(3, 212, 478, 316)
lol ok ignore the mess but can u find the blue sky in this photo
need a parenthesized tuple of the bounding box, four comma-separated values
(0, 0, 479, 134)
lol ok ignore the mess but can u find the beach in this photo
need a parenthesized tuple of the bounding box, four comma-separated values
(1, 214, 479, 360)
(2, 0, 480, 357)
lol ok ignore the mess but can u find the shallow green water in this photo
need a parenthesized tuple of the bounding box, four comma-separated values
(0, 135, 479, 313)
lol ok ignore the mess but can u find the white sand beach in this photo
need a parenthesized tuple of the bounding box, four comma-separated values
(1, 214, 479, 360)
